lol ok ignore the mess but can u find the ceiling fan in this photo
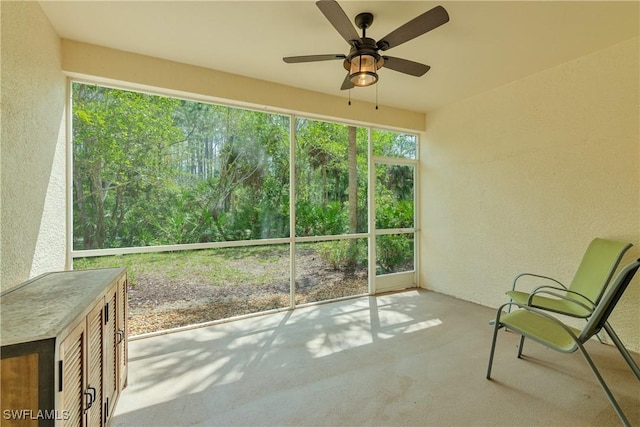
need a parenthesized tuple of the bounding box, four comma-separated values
(283, 0, 450, 90)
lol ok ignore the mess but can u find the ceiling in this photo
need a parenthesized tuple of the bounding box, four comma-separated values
(39, 1, 639, 114)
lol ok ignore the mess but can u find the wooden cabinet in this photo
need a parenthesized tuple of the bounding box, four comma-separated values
(1, 268, 127, 426)
(59, 321, 86, 427)
(103, 274, 127, 422)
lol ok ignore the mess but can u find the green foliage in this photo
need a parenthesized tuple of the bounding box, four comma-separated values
(377, 234, 413, 274)
(295, 200, 348, 236)
(72, 83, 291, 249)
(72, 83, 184, 249)
(376, 198, 414, 230)
(375, 164, 414, 230)
(317, 240, 367, 272)
(72, 83, 416, 274)
(294, 118, 368, 236)
(372, 129, 417, 158)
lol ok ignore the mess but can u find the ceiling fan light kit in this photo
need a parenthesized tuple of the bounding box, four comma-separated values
(283, 0, 449, 93)
(349, 54, 379, 86)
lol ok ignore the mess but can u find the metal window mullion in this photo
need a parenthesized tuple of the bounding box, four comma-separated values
(71, 238, 293, 258)
(295, 233, 368, 243)
(414, 133, 420, 288)
(289, 115, 296, 309)
(372, 156, 417, 166)
(374, 228, 416, 236)
(368, 127, 376, 294)
(66, 78, 74, 270)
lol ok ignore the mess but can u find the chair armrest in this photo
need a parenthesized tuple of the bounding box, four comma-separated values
(526, 286, 596, 313)
(511, 273, 567, 292)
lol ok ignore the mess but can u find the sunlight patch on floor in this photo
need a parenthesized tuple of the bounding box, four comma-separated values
(305, 325, 374, 358)
(376, 318, 443, 339)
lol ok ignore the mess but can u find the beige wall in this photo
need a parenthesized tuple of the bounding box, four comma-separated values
(61, 40, 425, 132)
(0, 2, 67, 291)
(420, 37, 640, 351)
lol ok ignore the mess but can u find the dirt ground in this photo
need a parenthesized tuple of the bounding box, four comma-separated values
(127, 250, 368, 335)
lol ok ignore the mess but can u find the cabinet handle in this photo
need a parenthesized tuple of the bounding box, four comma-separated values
(116, 329, 125, 344)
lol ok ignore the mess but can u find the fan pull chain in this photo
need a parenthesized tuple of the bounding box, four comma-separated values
(348, 88, 351, 106)
(375, 84, 379, 110)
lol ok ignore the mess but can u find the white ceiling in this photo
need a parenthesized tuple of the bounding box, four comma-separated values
(39, 1, 639, 113)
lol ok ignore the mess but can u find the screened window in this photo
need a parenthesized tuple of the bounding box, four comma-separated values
(372, 129, 417, 159)
(294, 118, 368, 237)
(72, 83, 290, 250)
(71, 81, 420, 334)
(375, 164, 414, 230)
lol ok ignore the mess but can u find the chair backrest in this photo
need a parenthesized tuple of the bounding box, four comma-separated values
(579, 259, 640, 342)
(569, 238, 632, 304)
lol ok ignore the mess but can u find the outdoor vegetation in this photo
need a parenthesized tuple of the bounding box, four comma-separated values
(72, 83, 416, 334)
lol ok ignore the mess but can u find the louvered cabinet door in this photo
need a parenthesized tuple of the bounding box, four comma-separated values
(103, 287, 118, 423)
(86, 302, 104, 427)
(59, 322, 85, 427)
(117, 275, 128, 390)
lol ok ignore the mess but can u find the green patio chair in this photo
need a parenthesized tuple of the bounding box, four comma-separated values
(504, 238, 639, 380)
(507, 238, 632, 319)
(487, 258, 640, 427)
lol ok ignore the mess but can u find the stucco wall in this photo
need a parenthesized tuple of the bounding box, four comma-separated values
(420, 37, 640, 351)
(0, 1, 67, 291)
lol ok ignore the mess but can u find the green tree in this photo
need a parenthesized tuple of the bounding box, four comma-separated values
(294, 119, 368, 237)
(73, 84, 183, 249)
(73, 84, 292, 248)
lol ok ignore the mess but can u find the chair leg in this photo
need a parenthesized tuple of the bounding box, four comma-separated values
(577, 341, 630, 427)
(517, 335, 525, 358)
(604, 322, 640, 381)
(486, 322, 501, 379)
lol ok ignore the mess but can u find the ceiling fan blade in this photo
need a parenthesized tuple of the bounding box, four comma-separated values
(377, 5, 449, 51)
(382, 56, 430, 77)
(316, 0, 360, 45)
(283, 54, 346, 63)
(340, 73, 354, 90)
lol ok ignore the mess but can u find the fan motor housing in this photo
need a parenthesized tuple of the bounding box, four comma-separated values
(342, 37, 384, 71)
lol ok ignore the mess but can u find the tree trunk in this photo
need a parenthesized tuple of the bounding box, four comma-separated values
(90, 162, 105, 248)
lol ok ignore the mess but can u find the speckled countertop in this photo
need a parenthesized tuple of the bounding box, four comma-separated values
(1, 268, 124, 347)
